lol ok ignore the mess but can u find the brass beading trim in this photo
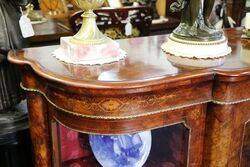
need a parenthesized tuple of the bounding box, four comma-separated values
(21, 83, 209, 119)
(21, 83, 250, 119)
(212, 98, 250, 105)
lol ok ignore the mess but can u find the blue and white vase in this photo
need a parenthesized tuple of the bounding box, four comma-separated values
(89, 131, 152, 167)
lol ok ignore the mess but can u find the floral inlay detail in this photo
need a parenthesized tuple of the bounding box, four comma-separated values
(99, 99, 123, 112)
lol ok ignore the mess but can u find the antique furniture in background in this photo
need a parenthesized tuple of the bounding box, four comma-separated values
(27, 1, 182, 45)
(28, 19, 73, 47)
(69, 6, 152, 39)
(39, 0, 69, 18)
(8, 28, 250, 167)
(149, 0, 181, 35)
(149, 17, 180, 35)
(227, 0, 247, 26)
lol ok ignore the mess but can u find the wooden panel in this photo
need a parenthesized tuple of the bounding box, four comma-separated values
(26, 92, 51, 167)
(241, 121, 250, 167)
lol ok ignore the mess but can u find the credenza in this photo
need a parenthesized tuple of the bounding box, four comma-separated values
(8, 28, 250, 167)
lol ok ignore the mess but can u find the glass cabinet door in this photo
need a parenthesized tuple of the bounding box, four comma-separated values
(51, 122, 190, 167)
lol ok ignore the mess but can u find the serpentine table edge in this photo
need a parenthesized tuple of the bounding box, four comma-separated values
(7, 28, 250, 167)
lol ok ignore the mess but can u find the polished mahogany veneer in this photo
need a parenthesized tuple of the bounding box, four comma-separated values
(8, 28, 250, 167)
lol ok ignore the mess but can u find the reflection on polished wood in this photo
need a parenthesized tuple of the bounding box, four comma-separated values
(8, 28, 250, 167)
(11, 35, 212, 85)
(12, 29, 250, 85)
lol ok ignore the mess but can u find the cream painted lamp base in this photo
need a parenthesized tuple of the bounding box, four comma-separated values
(161, 34, 232, 67)
(166, 54, 226, 68)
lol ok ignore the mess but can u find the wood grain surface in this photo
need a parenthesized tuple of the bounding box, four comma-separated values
(8, 28, 250, 167)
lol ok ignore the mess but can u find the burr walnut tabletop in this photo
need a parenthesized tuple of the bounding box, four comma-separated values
(8, 28, 250, 167)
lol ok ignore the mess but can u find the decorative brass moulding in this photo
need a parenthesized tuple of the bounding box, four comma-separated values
(70, 0, 111, 45)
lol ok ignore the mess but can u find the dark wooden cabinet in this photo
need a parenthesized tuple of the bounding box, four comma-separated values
(8, 28, 250, 167)
(227, 0, 246, 26)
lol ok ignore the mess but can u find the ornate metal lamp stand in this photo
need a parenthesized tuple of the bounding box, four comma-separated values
(53, 0, 126, 65)
(70, 0, 111, 45)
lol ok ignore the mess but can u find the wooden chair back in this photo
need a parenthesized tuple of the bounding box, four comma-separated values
(69, 6, 152, 39)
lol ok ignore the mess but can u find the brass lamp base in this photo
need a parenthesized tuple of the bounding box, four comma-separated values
(55, 0, 126, 65)
(70, 10, 110, 45)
